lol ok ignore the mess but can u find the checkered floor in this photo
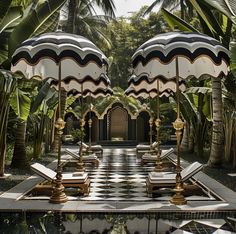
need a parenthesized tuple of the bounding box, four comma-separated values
(80, 152, 153, 201)
(78, 149, 213, 202)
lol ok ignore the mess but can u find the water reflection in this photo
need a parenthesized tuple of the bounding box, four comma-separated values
(0, 212, 235, 234)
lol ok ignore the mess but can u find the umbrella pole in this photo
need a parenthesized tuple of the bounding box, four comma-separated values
(76, 84, 85, 173)
(149, 117, 153, 152)
(50, 61, 68, 204)
(88, 93, 93, 154)
(154, 78, 163, 171)
(170, 57, 186, 205)
(148, 94, 153, 153)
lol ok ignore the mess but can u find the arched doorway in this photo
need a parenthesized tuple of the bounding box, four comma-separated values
(137, 111, 150, 142)
(109, 106, 128, 140)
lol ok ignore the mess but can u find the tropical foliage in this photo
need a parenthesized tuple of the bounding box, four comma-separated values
(60, 0, 115, 48)
(151, 0, 236, 167)
(106, 7, 169, 89)
(1, 0, 236, 175)
(0, 70, 19, 175)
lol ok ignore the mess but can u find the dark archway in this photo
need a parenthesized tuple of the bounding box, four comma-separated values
(64, 113, 79, 135)
(84, 111, 99, 143)
(108, 105, 128, 140)
(137, 111, 150, 143)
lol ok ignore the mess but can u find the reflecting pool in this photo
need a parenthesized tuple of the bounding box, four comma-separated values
(0, 212, 236, 234)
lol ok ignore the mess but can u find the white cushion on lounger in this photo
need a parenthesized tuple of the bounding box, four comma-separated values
(142, 148, 174, 160)
(65, 148, 97, 160)
(148, 162, 203, 184)
(31, 163, 88, 183)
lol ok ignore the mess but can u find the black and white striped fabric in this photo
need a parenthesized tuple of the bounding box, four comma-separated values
(132, 31, 230, 80)
(11, 32, 110, 95)
(50, 73, 112, 97)
(125, 74, 186, 98)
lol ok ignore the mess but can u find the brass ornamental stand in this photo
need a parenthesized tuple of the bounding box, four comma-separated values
(50, 62, 68, 203)
(88, 118, 92, 153)
(154, 78, 163, 172)
(88, 101, 93, 154)
(76, 118, 85, 173)
(149, 117, 153, 152)
(75, 84, 85, 174)
(170, 57, 187, 205)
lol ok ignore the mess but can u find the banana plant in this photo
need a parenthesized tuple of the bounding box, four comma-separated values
(10, 78, 58, 167)
(30, 86, 58, 158)
(0, 69, 19, 176)
(181, 85, 212, 157)
(10, 79, 38, 168)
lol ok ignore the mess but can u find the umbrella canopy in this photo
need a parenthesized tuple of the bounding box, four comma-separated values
(11, 31, 110, 94)
(51, 74, 113, 98)
(125, 74, 186, 99)
(132, 31, 230, 81)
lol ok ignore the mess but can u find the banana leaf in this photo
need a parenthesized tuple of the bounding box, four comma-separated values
(0, 6, 23, 66)
(0, 6, 23, 33)
(34, 11, 60, 35)
(10, 87, 31, 121)
(230, 41, 236, 77)
(202, 0, 236, 24)
(30, 79, 53, 113)
(0, 69, 17, 175)
(161, 8, 198, 32)
(0, 0, 12, 22)
(189, 0, 217, 33)
(8, 0, 66, 57)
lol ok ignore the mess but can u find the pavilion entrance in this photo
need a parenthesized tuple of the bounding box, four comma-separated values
(108, 106, 128, 140)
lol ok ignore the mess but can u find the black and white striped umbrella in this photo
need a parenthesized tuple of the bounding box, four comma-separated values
(11, 31, 110, 95)
(132, 31, 230, 81)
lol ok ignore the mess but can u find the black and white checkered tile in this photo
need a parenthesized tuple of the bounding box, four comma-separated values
(158, 219, 236, 234)
(79, 149, 213, 202)
(80, 153, 153, 201)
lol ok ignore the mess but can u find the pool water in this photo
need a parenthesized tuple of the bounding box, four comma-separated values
(0, 212, 236, 234)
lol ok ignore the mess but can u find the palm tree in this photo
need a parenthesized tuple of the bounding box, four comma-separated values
(145, 0, 193, 20)
(61, 0, 115, 46)
(208, 77, 224, 167)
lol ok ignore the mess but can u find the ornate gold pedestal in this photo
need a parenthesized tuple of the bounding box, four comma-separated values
(87, 118, 93, 154)
(75, 119, 85, 174)
(170, 117, 187, 205)
(154, 118, 163, 172)
(50, 118, 68, 203)
(149, 118, 153, 152)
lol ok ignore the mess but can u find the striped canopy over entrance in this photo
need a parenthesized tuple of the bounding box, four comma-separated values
(11, 31, 111, 95)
